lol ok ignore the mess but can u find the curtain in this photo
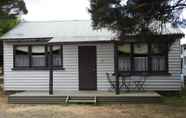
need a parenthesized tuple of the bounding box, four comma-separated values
(118, 57, 131, 71)
(53, 55, 61, 66)
(134, 57, 148, 72)
(32, 55, 45, 66)
(15, 55, 29, 67)
(151, 56, 165, 71)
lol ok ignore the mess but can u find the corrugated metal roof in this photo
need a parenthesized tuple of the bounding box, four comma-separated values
(1, 20, 115, 41)
(1, 20, 183, 43)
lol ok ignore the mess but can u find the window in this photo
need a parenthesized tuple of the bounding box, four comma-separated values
(31, 46, 46, 67)
(184, 56, 186, 65)
(133, 43, 148, 72)
(52, 45, 63, 67)
(118, 44, 131, 72)
(151, 44, 167, 72)
(14, 46, 29, 67)
(118, 42, 168, 73)
(13, 45, 63, 69)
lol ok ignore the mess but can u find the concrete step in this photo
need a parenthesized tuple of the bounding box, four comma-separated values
(67, 96, 96, 104)
(68, 100, 95, 103)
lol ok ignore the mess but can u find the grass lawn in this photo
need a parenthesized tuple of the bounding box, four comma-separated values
(161, 87, 186, 106)
(0, 89, 186, 118)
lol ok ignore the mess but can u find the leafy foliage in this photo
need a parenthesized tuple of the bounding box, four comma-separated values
(0, 0, 27, 36)
(89, 0, 186, 39)
(0, 19, 18, 36)
(0, 0, 27, 19)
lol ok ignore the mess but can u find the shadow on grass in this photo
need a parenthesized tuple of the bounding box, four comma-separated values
(161, 87, 186, 106)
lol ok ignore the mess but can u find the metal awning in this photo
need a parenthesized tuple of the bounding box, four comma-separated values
(49, 36, 116, 43)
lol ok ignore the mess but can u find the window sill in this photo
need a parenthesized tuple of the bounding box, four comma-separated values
(12, 66, 65, 71)
(118, 71, 171, 76)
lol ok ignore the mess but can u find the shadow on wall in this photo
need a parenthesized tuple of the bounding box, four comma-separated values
(0, 40, 3, 66)
(0, 66, 3, 84)
(0, 40, 3, 84)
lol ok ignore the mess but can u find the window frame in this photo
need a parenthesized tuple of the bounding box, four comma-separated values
(117, 42, 168, 74)
(132, 43, 149, 73)
(118, 43, 132, 72)
(13, 44, 64, 70)
(30, 45, 47, 68)
(150, 43, 168, 73)
(13, 45, 30, 68)
(49, 45, 63, 68)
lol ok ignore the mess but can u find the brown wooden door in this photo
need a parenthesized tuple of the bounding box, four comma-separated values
(79, 46, 97, 90)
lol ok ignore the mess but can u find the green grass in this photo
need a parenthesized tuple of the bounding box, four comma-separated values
(0, 79, 3, 84)
(161, 87, 186, 106)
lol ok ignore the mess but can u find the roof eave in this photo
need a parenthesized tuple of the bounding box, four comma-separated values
(2, 37, 52, 42)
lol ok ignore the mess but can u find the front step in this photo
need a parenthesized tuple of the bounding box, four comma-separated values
(66, 96, 97, 104)
(68, 100, 95, 103)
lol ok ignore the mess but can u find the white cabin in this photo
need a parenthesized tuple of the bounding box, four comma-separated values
(1, 20, 183, 93)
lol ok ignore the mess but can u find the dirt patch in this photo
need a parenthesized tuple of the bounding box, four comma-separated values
(1, 104, 186, 118)
(0, 90, 186, 118)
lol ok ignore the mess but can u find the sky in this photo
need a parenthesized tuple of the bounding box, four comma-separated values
(23, 0, 186, 44)
(23, 0, 90, 21)
(23, 0, 186, 21)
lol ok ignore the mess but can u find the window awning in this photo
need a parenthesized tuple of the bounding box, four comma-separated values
(48, 36, 116, 43)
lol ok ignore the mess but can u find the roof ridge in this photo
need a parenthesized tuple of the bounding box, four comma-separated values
(22, 20, 91, 23)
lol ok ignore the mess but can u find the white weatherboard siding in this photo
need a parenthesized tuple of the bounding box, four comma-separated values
(4, 41, 182, 91)
(4, 43, 49, 91)
(54, 44, 115, 91)
(96, 44, 115, 91)
(181, 45, 186, 77)
(97, 40, 182, 91)
(53, 45, 79, 91)
(4, 42, 114, 91)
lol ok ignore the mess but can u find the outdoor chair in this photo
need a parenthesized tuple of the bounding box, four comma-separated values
(106, 73, 116, 91)
(130, 73, 148, 91)
(106, 73, 131, 92)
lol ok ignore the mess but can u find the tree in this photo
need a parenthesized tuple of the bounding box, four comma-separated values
(89, 0, 186, 40)
(0, 0, 27, 19)
(0, 0, 27, 36)
(0, 19, 18, 36)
